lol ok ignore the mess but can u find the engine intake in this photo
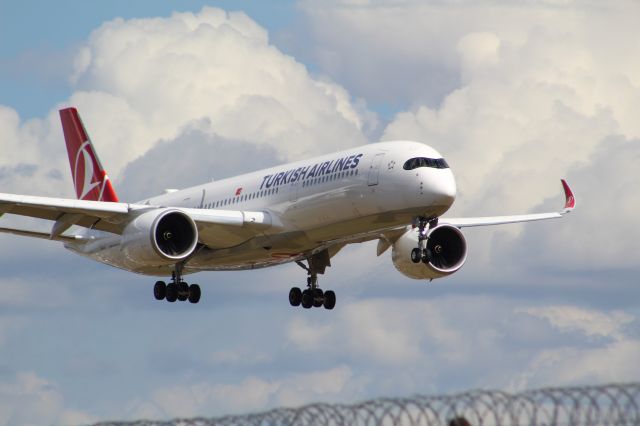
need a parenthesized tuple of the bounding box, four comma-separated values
(154, 211, 198, 258)
(121, 209, 198, 267)
(391, 224, 467, 280)
(425, 225, 467, 273)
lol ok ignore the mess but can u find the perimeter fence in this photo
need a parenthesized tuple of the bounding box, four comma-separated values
(96, 382, 640, 426)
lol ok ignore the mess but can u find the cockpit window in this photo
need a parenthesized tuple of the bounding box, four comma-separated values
(403, 157, 449, 170)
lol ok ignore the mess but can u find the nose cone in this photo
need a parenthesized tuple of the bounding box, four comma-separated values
(431, 171, 457, 209)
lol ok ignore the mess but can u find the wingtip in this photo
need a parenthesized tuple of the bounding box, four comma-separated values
(561, 179, 576, 211)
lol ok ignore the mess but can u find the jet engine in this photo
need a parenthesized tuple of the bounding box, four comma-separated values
(391, 224, 467, 280)
(120, 209, 198, 267)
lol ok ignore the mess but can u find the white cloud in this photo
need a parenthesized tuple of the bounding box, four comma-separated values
(0, 107, 69, 198)
(1, 3, 639, 423)
(542, 340, 640, 384)
(285, 297, 640, 393)
(300, 0, 640, 274)
(2, 6, 372, 202)
(128, 365, 355, 419)
(67, 7, 370, 180)
(93, 296, 640, 422)
(519, 305, 633, 340)
(0, 372, 93, 426)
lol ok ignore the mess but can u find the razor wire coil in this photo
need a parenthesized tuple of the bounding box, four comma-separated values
(94, 382, 640, 426)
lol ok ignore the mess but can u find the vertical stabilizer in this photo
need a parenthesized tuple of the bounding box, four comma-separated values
(59, 107, 119, 202)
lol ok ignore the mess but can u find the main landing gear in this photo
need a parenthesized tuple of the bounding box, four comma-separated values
(153, 264, 201, 304)
(411, 217, 438, 264)
(289, 250, 336, 310)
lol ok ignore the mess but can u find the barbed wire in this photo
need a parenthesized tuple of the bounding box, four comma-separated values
(95, 382, 640, 426)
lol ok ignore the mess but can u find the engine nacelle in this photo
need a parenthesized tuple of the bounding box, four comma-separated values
(392, 224, 467, 280)
(121, 209, 198, 267)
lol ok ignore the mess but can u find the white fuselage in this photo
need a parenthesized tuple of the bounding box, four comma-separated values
(65, 141, 457, 276)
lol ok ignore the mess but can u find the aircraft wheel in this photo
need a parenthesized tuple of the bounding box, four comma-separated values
(323, 290, 336, 310)
(177, 282, 189, 301)
(422, 248, 432, 264)
(301, 289, 314, 309)
(188, 284, 201, 304)
(289, 287, 302, 306)
(313, 288, 324, 307)
(166, 283, 178, 302)
(153, 281, 166, 300)
(411, 248, 422, 263)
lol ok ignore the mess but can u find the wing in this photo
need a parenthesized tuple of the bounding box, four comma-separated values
(442, 179, 575, 228)
(369, 180, 575, 257)
(0, 192, 275, 247)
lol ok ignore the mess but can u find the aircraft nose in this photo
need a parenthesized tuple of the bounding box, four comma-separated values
(431, 172, 457, 208)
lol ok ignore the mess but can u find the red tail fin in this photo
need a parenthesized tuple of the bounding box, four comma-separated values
(59, 107, 119, 202)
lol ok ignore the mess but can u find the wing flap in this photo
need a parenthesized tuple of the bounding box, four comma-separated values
(0, 226, 84, 242)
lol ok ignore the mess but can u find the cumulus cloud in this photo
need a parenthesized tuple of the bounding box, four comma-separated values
(0, 106, 70, 198)
(1, 2, 639, 423)
(2, 7, 372, 202)
(511, 305, 640, 389)
(67, 7, 370, 182)
(0, 372, 93, 426)
(117, 125, 281, 201)
(299, 0, 640, 276)
(285, 297, 640, 393)
(127, 365, 355, 419)
(300, 0, 640, 106)
(519, 305, 633, 341)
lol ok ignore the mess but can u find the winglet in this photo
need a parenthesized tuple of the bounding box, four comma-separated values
(561, 179, 575, 212)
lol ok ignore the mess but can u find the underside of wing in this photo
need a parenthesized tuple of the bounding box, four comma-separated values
(178, 208, 277, 249)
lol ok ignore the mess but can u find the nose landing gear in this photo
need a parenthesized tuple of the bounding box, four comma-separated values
(411, 217, 438, 264)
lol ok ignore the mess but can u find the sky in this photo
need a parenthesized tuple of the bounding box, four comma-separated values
(0, 0, 639, 424)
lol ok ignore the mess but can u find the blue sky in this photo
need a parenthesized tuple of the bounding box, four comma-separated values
(1, 1, 639, 424)
(0, 1, 297, 119)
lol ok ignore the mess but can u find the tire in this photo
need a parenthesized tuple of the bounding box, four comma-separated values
(411, 248, 422, 264)
(323, 290, 336, 310)
(188, 284, 201, 304)
(153, 281, 166, 300)
(422, 248, 432, 265)
(301, 289, 313, 309)
(289, 287, 302, 306)
(313, 288, 324, 308)
(166, 283, 178, 302)
(177, 282, 189, 301)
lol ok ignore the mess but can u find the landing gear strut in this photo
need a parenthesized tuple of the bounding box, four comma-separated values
(153, 263, 201, 304)
(289, 250, 336, 310)
(411, 217, 438, 264)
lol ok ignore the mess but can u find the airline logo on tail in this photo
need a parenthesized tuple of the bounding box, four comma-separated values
(74, 141, 107, 200)
(60, 108, 119, 202)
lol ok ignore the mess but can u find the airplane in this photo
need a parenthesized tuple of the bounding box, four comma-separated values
(0, 107, 575, 310)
